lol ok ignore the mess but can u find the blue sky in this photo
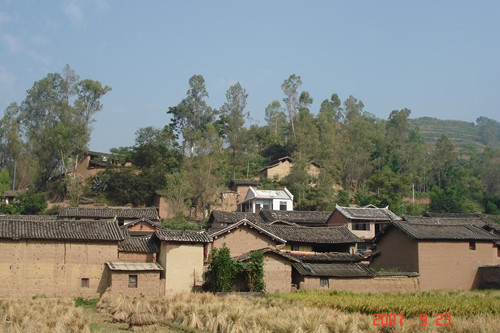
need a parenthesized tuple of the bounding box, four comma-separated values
(1, 1, 499, 152)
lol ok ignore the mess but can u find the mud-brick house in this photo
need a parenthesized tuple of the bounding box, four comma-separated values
(228, 179, 260, 200)
(73, 151, 131, 180)
(260, 156, 320, 181)
(238, 187, 293, 213)
(234, 248, 300, 293)
(209, 219, 286, 257)
(327, 205, 401, 240)
(0, 218, 124, 297)
(371, 220, 500, 290)
(106, 262, 163, 298)
(58, 207, 159, 226)
(154, 229, 211, 293)
(259, 224, 363, 253)
(118, 236, 159, 263)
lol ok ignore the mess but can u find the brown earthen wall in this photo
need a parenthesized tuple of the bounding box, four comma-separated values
(300, 276, 419, 292)
(160, 243, 204, 293)
(0, 240, 118, 297)
(371, 229, 419, 272)
(263, 161, 292, 181)
(109, 270, 161, 297)
(127, 223, 156, 232)
(212, 226, 277, 257)
(327, 210, 348, 227)
(263, 254, 292, 292)
(417, 241, 497, 290)
(118, 252, 156, 263)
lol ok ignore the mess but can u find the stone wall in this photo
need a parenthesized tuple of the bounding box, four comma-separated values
(0, 240, 118, 297)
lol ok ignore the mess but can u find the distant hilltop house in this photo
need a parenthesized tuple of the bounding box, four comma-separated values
(260, 156, 320, 181)
(327, 204, 402, 240)
(73, 150, 131, 180)
(237, 187, 293, 213)
(0, 190, 22, 205)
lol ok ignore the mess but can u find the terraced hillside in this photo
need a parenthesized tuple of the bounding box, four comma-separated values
(410, 117, 486, 153)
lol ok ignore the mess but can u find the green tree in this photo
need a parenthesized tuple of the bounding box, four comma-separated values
(429, 186, 467, 213)
(247, 251, 265, 292)
(429, 134, 458, 188)
(206, 245, 237, 292)
(219, 82, 249, 153)
(281, 74, 302, 139)
(17, 65, 110, 189)
(265, 100, 288, 144)
(0, 169, 11, 195)
(168, 75, 216, 156)
(15, 190, 47, 214)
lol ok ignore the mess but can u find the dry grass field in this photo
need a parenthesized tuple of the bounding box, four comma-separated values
(2, 290, 500, 332)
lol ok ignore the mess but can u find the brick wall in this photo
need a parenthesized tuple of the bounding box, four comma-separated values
(109, 270, 161, 297)
(0, 239, 118, 297)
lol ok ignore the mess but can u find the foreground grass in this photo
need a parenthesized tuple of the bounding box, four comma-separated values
(95, 290, 500, 332)
(270, 290, 500, 318)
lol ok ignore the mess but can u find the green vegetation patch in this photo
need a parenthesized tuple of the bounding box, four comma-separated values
(269, 290, 500, 318)
(75, 297, 99, 309)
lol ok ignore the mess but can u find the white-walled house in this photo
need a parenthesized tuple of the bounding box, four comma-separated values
(238, 187, 293, 213)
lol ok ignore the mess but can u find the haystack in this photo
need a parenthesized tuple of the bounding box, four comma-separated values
(128, 300, 158, 332)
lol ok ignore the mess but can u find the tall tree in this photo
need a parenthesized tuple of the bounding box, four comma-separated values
(167, 75, 215, 156)
(264, 100, 287, 144)
(15, 65, 111, 189)
(281, 74, 302, 139)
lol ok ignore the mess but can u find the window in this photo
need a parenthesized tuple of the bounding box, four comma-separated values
(280, 201, 287, 211)
(497, 247, 500, 257)
(320, 277, 329, 288)
(81, 278, 89, 288)
(263, 204, 271, 211)
(128, 275, 138, 288)
(352, 222, 370, 231)
(469, 241, 476, 250)
(255, 203, 261, 212)
(291, 244, 300, 251)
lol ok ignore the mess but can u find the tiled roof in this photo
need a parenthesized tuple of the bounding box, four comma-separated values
(209, 219, 287, 244)
(292, 262, 374, 278)
(234, 248, 300, 263)
(334, 205, 401, 221)
(407, 214, 500, 233)
(106, 262, 163, 271)
(286, 251, 364, 263)
(155, 229, 211, 243)
(208, 210, 264, 229)
(229, 179, 260, 186)
(123, 218, 160, 228)
(118, 237, 159, 253)
(1, 190, 21, 198)
(390, 221, 499, 241)
(259, 210, 330, 226)
(58, 207, 159, 220)
(258, 224, 363, 244)
(0, 219, 124, 241)
(0, 215, 58, 222)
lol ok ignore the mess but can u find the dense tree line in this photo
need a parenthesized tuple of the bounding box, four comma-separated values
(2, 70, 500, 217)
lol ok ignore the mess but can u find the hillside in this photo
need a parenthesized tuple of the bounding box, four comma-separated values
(410, 117, 486, 153)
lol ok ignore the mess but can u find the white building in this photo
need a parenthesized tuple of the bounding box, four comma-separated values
(238, 187, 293, 213)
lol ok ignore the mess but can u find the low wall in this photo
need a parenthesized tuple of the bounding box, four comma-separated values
(301, 276, 419, 292)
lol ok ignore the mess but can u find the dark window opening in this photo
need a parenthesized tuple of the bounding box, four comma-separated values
(263, 204, 271, 211)
(497, 247, 500, 257)
(352, 222, 370, 231)
(255, 204, 261, 211)
(291, 244, 300, 251)
(81, 278, 89, 288)
(280, 201, 287, 211)
(469, 241, 476, 250)
(128, 275, 138, 288)
(320, 277, 329, 288)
